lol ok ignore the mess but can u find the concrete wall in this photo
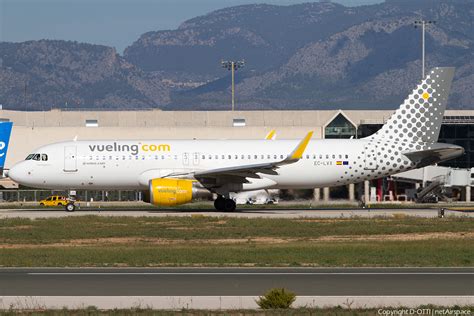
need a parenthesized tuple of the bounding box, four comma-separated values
(1, 109, 397, 127)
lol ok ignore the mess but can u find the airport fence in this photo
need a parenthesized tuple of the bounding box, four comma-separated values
(0, 190, 143, 202)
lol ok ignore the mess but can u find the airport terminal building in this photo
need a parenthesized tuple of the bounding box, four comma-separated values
(1, 108, 473, 203)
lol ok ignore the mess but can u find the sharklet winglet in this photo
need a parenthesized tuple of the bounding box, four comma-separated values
(265, 129, 276, 140)
(287, 131, 313, 161)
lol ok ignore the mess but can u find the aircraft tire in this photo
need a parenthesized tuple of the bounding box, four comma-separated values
(214, 197, 225, 211)
(65, 202, 76, 212)
(223, 199, 236, 212)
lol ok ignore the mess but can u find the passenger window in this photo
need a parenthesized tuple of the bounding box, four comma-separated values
(306, 155, 309, 159)
(241, 155, 245, 159)
(280, 155, 284, 159)
(345, 155, 349, 159)
(267, 155, 270, 159)
(248, 155, 251, 159)
(202, 155, 205, 160)
(41, 154, 48, 161)
(332, 155, 336, 159)
(228, 155, 231, 159)
(339, 155, 342, 159)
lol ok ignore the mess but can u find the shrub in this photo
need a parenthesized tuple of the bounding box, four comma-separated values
(256, 288, 296, 309)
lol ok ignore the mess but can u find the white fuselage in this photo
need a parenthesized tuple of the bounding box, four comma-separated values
(8, 138, 420, 191)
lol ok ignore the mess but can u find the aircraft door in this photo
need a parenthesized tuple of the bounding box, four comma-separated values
(64, 146, 78, 172)
(183, 153, 189, 166)
(193, 152, 200, 165)
(364, 143, 378, 170)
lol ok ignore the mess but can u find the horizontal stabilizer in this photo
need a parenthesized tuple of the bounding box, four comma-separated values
(402, 143, 464, 168)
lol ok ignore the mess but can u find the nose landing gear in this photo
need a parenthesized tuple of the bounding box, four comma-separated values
(214, 196, 236, 212)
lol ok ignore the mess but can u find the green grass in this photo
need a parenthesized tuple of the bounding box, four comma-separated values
(1, 216, 473, 243)
(0, 216, 472, 267)
(0, 240, 471, 267)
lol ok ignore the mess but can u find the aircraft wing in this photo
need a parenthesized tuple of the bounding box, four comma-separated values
(402, 143, 464, 168)
(193, 131, 313, 186)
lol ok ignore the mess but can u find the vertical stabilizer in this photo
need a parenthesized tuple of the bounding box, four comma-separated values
(0, 122, 13, 176)
(370, 67, 454, 144)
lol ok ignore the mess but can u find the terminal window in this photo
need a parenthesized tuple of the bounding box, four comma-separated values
(325, 114, 356, 139)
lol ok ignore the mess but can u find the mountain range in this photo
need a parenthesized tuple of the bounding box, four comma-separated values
(0, 0, 473, 111)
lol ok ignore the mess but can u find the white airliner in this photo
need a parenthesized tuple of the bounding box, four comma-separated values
(6, 67, 464, 211)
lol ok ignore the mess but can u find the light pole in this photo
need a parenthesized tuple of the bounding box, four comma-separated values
(414, 20, 435, 79)
(221, 60, 245, 111)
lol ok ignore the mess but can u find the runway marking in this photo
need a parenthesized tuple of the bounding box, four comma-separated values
(27, 272, 474, 276)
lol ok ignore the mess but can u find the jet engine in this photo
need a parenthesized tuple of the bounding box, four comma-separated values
(145, 178, 211, 206)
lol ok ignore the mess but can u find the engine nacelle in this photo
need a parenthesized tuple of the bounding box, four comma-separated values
(148, 178, 211, 206)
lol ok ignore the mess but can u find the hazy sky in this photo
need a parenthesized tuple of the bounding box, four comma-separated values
(0, 0, 383, 53)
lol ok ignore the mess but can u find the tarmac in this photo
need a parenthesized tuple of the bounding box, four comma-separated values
(0, 207, 472, 218)
(1, 268, 473, 309)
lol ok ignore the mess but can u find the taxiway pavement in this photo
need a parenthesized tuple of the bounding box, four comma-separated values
(1, 268, 472, 296)
(1, 208, 472, 218)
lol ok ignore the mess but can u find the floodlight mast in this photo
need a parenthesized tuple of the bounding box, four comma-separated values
(221, 60, 245, 111)
(414, 20, 436, 79)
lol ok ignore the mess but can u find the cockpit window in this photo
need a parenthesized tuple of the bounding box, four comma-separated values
(26, 153, 49, 161)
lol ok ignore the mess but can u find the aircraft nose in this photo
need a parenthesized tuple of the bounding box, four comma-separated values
(8, 163, 26, 184)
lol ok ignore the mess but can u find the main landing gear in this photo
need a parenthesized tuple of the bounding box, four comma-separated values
(214, 196, 236, 212)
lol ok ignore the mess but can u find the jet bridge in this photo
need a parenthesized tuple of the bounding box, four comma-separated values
(391, 166, 474, 202)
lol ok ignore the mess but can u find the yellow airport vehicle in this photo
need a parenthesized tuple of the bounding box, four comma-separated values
(39, 195, 69, 207)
